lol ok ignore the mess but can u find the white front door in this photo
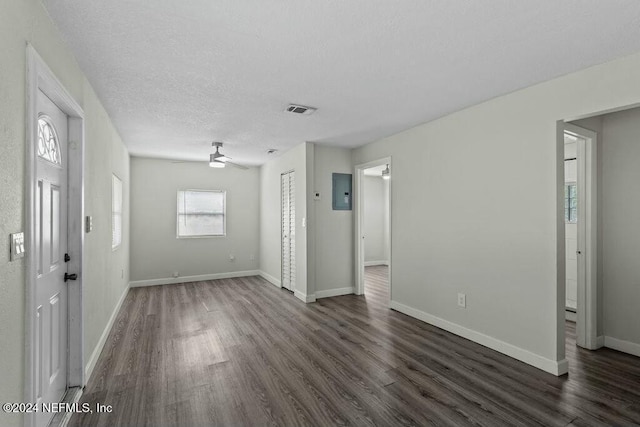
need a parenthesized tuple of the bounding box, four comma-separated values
(35, 89, 69, 427)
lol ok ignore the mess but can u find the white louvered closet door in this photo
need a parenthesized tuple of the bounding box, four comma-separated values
(281, 171, 295, 291)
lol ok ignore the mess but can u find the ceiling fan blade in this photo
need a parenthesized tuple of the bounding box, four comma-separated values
(171, 160, 205, 164)
(224, 161, 249, 170)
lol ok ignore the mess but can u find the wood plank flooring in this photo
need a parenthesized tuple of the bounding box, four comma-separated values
(70, 266, 640, 426)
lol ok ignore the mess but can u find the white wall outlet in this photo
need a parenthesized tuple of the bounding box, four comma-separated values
(172, 271, 179, 278)
(85, 215, 93, 233)
(229, 254, 235, 261)
(457, 293, 466, 308)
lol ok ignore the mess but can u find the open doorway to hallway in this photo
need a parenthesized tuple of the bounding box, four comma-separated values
(560, 105, 640, 368)
(361, 163, 391, 301)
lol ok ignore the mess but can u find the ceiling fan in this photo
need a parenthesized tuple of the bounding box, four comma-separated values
(173, 142, 248, 169)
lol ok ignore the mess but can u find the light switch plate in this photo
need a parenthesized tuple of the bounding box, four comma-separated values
(10, 232, 25, 261)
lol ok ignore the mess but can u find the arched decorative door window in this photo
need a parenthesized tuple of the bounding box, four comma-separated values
(37, 116, 61, 165)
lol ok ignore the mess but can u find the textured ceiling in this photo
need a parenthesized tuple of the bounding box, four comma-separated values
(43, 0, 640, 165)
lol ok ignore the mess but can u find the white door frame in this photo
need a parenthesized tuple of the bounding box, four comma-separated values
(561, 123, 598, 350)
(25, 45, 85, 426)
(354, 157, 392, 299)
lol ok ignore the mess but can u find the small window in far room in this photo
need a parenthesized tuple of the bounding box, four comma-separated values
(177, 190, 226, 237)
(565, 184, 577, 223)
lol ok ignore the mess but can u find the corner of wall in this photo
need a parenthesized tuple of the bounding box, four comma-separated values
(305, 142, 316, 298)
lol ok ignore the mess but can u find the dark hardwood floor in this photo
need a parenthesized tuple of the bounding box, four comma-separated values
(70, 267, 640, 426)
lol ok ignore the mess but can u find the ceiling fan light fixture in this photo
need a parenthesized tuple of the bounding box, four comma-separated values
(209, 154, 226, 168)
(213, 152, 230, 162)
(382, 164, 390, 180)
(212, 142, 230, 162)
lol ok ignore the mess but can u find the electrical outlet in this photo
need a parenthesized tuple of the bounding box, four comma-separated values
(457, 293, 466, 308)
(173, 271, 179, 278)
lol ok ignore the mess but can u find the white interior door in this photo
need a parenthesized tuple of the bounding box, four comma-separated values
(565, 140, 578, 311)
(35, 89, 69, 427)
(281, 171, 295, 291)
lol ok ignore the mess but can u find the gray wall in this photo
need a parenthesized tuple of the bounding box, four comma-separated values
(363, 175, 389, 263)
(0, 1, 130, 425)
(352, 50, 640, 372)
(600, 108, 640, 349)
(130, 158, 259, 282)
(313, 146, 353, 293)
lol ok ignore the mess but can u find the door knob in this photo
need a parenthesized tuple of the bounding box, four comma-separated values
(64, 273, 78, 282)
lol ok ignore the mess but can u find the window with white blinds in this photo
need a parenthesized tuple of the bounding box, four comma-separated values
(177, 190, 226, 237)
(112, 174, 123, 249)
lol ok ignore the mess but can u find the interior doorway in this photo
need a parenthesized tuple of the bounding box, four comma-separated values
(559, 122, 598, 356)
(354, 158, 391, 304)
(561, 106, 640, 361)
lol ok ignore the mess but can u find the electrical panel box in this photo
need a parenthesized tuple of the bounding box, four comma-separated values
(332, 173, 352, 210)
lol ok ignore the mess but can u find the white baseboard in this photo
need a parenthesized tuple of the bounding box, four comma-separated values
(604, 336, 640, 357)
(364, 260, 389, 267)
(84, 283, 130, 382)
(389, 300, 567, 376)
(565, 310, 577, 322)
(294, 290, 316, 303)
(258, 270, 281, 288)
(596, 335, 605, 348)
(129, 270, 260, 287)
(316, 287, 355, 299)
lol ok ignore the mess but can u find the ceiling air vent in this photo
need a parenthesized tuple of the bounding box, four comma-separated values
(285, 104, 316, 115)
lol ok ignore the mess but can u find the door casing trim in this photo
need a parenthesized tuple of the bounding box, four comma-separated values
(25, 44, 85, 427)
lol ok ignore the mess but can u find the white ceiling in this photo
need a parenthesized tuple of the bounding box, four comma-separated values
(43, 0, 640, 165)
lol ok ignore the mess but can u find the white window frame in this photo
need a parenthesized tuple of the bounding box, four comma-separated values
(176, 189, 227, 238)
(112, 174, 123, 250)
